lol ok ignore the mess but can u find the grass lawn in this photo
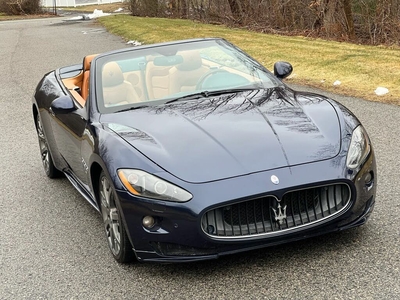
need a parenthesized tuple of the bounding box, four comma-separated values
(98, 15, 400, 105)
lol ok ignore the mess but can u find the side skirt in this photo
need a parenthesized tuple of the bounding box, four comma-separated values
(64, 171, 100, 212)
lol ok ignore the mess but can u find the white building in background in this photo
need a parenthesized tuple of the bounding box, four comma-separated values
(42, 0, 122, 7)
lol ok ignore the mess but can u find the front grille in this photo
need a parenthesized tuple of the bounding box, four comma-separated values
(201, 183, 351, 238)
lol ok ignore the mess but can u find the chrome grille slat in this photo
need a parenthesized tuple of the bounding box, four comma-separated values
(291, 193, 297, 226)
(304, 189, 311, 222)
(201, 183, 351, 238)
(327, 187, 332, 215)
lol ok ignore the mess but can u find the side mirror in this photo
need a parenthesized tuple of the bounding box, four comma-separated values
(274, 61, 293, 79)
(50, 95, 76, 115)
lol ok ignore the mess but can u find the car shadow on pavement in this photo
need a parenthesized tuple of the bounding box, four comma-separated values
(125, 224, 375, 275)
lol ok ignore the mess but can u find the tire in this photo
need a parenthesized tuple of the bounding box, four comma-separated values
(35, 113, 62, 178)
(99, 171, 135, 263)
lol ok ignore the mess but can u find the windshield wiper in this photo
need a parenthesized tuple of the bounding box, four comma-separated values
(165, 88, 255, 104)
(165, 91, 209, 104)
(116, 104, 149, 113)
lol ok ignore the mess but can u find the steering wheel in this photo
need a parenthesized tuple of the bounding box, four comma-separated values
(195, 69, 231, 90)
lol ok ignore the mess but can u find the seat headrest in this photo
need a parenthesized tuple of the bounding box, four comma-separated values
(83, 54, 98, 72)
(176, 51, 202, 71)
(102, 62, 125, 88)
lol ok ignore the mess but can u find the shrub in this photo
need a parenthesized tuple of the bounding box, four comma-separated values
(0, 0, 42, 15)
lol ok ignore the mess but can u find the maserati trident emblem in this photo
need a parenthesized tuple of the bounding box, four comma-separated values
(271, 175, 279, 185)
(272, 201, 287, 225)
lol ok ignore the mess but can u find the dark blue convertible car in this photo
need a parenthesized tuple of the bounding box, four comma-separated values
(32, 38, 376, 263)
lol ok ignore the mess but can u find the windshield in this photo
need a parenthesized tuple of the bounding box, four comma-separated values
(95, 39, 280, 113)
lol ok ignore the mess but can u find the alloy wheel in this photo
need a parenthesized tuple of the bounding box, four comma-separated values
(36, 116, 51, 174)
(100, 174, 121, 256)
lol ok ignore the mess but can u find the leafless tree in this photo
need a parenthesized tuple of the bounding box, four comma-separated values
(0, 0, 41, 15)
(129, 0, 400, 45)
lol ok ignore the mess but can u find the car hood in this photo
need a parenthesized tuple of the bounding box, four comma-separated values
(104, 88, 341, 183)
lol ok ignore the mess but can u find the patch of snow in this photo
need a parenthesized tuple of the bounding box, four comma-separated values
(375, 87, 389, 96)
(87, 9, 110, 19)
(114, 8, 124, 12)
(333, 80, 341, 86)
(69, 15, 84, 21)
(68, 9, 110, 21)
(126, 40, 142, 46)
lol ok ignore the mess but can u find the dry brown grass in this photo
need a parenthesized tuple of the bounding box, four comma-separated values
(0, 12, 56, 20)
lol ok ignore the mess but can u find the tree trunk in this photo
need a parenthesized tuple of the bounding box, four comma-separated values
(322, 0, 353, 39)
(179, 0, 188, 18)
(227, 0, 243, 23)
(272, 0, 285, 28)
(343, 0, 355, 40)
(323, 0, 340, 37)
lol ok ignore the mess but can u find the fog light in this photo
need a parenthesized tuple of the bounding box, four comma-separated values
(365, 172, 373, 185)
(143, 216, 155, 229)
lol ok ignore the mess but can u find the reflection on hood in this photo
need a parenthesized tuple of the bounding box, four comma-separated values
(104, 88, 340, 183)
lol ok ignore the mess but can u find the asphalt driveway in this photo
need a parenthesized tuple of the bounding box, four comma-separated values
(0, 16, 399, 299)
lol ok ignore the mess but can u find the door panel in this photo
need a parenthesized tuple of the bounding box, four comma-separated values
(51, 107, 90, 187)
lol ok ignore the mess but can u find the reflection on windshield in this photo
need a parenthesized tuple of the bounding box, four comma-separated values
(96, 39, 279, 113)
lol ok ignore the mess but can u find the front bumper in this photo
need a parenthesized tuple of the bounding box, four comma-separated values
(116, 152, 376, 263)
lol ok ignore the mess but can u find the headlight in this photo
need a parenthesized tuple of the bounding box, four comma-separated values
(117, 169, 192, 202)
(346, 125, 371, 169)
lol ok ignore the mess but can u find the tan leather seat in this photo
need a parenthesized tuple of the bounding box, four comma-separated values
(126, 73, 145, 101)
(81, 54, 98, 100)
(169, 51, 208, 94)
(102, 62, 140, 107)
(145, 60, 173, 100)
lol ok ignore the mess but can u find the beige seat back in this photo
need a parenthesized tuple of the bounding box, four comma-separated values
(145, 60, 172, 100)
(102, 62, 140, 107)
(125, 72, 145, 101)
(169, 51, 209, 94)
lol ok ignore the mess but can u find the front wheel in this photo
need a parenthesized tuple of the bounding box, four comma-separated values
(35, 114, 62, 178)
(99, 171, 135, 263)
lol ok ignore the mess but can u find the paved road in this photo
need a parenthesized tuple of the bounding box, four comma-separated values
(0, 16, 399, 300)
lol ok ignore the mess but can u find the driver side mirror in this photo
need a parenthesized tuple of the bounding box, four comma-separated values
(50, 95, 76, 115)
(274, 61, 293, 79)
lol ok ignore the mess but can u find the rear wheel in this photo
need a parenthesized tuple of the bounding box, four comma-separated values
(35, 114, 62, 178)
(99, 171, 135, 263)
